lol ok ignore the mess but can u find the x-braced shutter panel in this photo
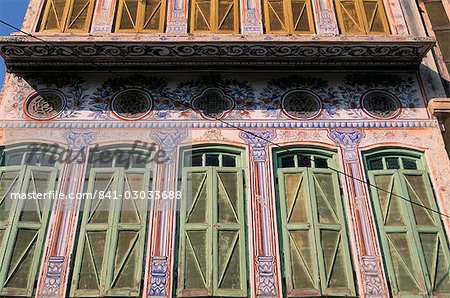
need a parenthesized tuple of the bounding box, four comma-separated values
(279, 170, 319, 295)
(143, 0, 164, 31)
(403, 174, 450, 293)
(117, 0, 140, 30)
(41, 0, 67, 31)
(217, 0, 235, 31)
(0, 167, 56, 296)
(181, 169, 212, 293)
(311, 171, 354, 295)
(336, 0, 365, 33)
(290, 0, 313, 33)
(109, 171, 148, 294)
(214, 169, 246, 296)
(362, 0, 389, 34)
(193, 0, 212, 31)
(66, 0, 94, 31)
(266, 0, 287, 32)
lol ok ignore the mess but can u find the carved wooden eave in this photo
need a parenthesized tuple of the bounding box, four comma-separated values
(0, 35, 435, 71)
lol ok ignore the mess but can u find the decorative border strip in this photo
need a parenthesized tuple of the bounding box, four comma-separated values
(0, 120, 437, 129)
(0, 41, 434, 70)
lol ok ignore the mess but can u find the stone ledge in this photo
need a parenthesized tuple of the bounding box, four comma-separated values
(429, 98, 450, 116)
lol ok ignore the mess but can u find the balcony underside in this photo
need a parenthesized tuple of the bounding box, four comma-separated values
(0, 36, 435, 71)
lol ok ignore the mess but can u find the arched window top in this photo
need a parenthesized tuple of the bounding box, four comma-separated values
(274, 146, 357, 296)
(365, 149, 424, 171)
(364, 148, 450, 296)
(38, 0, 96, 32)
(275, 147, 337, 169)
(0, 144, 62, 167)
(88, 144, 155, 169)
(182, 146, 244, 167)
(335, 0, 390, 35)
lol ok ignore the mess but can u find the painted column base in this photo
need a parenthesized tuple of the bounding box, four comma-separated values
(257, 256, 277, 297)
(42, 256, 65, 298)
(149, 256, 168, 297)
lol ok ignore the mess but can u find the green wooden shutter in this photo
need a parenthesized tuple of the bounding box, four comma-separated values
(213, 168, 246, 297)
(0, 166, 56, 297)
(311, 169, 355, 296)
(179, 166, 246, 297)
(278, 168, 320, 296)
(71, 167, 150, 297)
(402, 173, 450, 295)
(368, 171, 423, 295)
(278, 167, 355, 297)
(367, 158, 450, 297)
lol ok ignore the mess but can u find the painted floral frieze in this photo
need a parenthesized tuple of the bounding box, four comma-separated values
(0, 72, 428, 121)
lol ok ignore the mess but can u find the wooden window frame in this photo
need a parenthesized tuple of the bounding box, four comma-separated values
(335, 0, 390, 35)
(189, 0, 240, 34)
(39, 0, 96, 33)
(70, 146, 154, 297)
(0, 146, 60, 297)
(273, 148, 356, 297)
(263, 0, 315, 34)
(176, 146, 248, 297)
(418, 0, 450, 84)
(114, 0, 167, 33)
(364, 149, 450, 296)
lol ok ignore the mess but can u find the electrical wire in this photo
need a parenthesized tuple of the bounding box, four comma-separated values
(1, 19, 449, 219)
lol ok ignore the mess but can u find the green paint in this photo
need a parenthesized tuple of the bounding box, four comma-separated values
(365, 149, 450, 297)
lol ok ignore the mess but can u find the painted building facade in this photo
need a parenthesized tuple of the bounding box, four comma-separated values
(0, 0, 450, 297)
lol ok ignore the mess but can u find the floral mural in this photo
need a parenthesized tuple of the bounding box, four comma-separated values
(172, 74, 256, 119)
(1, 72, 428, 121)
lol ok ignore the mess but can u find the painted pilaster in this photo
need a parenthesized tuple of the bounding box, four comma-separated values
(22, 0, 45, 32)
(312, 0, 339, 35)
(166, 0, 188, 34)
(145, 130, 186, 298)
(91, 0, 117, 33)
(328, 130, 388, 298)
(38, 131, 96, 297)
(240, 131, 280, 298)
(383, 0, 409, 35)
(241, 0, 263, 34)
